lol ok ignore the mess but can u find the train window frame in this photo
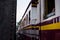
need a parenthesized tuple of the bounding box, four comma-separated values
(43, 0, 55, 19)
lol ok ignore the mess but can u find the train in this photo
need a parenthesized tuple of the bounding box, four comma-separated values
(17, 0, 60, 40)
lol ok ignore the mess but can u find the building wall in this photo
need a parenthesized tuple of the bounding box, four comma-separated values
(0, 0, 16, 40)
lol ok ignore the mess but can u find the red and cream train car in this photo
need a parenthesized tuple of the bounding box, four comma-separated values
(40, 0, 60, 40)
(17, 0, 60, 40)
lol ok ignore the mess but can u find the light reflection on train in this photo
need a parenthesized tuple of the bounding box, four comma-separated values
(17, 0, 60, 40)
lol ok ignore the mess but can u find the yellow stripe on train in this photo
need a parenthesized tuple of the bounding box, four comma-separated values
(24, 22, 60, 30)
(24, 26, 39, 30)
(40, 22, 60, 30)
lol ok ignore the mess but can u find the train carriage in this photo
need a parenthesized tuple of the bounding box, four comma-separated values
(40, 0, 60, 40)
(17, 0, 60, 40)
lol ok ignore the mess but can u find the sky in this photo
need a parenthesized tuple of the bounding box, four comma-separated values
(16, 0, 31, 22)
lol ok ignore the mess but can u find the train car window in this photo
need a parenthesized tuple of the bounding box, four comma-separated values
(29, 10, 31, 24)
(43, 0, 55, 19)
(32, 0, 38, 7)
(26, 14, 28, 25)
(32, 0, 38, 4)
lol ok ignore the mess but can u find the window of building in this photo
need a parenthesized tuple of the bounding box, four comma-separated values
(43, 0, 55, 19)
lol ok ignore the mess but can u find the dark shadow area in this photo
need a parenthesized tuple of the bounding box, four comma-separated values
(0, 0, 16, 40)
